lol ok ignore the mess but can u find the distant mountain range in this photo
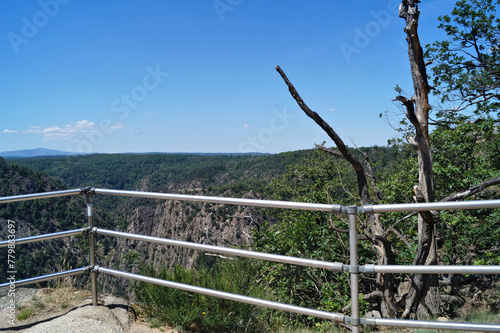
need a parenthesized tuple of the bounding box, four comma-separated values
(0, 148, 78, 158)
(0, 148, 271, 158)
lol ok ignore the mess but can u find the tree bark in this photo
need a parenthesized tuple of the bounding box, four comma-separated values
(398, 0, 440, 319)
(276, 65, 399, 318)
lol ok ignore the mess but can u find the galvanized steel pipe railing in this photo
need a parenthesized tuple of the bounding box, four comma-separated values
(0, 267, 92, 291)
(364, 199, 500, 213)
(95, 266, 345, 324)
(0, 188, 85, 204)
(363, 264, 500, 275)
(94, 188, 500, 214)
(0, 228, 88, 248)
(94, 228, 345, 272)
(347, 206, 360, 333)
(365, 317, 500, 332)
(1, 188, 500, 332)
(86, 192, 98, 306)
(93, 188, 343, 213)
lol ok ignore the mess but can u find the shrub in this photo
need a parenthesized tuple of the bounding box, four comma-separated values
(136, 257, 270, 332)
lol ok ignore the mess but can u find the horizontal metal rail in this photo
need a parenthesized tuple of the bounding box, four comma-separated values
(0, 228, 88, 248)
(94, 188, 342, 212)
(0, 188, 84, 204)
(364, 264, 500, 275)
(96, 266, 345, 323)
(365, 199, 500, 213)
(0, 266, 91, 291)
(94, 228, 344, 271)
(366, 317, 500, 332)
(1, 188, 500, 332)
(95, 188, 500, 213)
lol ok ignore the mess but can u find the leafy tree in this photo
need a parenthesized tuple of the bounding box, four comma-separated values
(274, 0, 500, 320)
(254, 150, 362, 319)
(425, 0, 500, 118)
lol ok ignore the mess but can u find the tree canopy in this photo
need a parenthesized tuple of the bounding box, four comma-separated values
(425, 0, 500, 119)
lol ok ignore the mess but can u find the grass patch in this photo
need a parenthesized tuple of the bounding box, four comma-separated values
(464, 308, 500, 325)
(414, 308, 500, 333)
(32, 295, 45, 310)
(16, 307, 35, 321)
(147, 317, 164, 328)
(135, 258, 349, 332)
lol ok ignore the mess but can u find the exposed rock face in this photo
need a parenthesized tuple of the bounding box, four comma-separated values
(100, 191, 261, 300)
(0, 288, 168, 333)
(24, 305, 126, 333)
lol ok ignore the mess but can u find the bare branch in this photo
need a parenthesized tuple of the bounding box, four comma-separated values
(386, 228, 412, 248)
(329, 219, 349, 234)
(440, 176, 500, 202)
(388, 211, 418, 231)
(364, 290, 383, 300)
(394, 95, 419, 128)
(276, 65, 372, 205)
(478, 246, 500, 254)
(315, 144, 345, 159)
(353, 143, 382, 203)
(334, 165, 358, 202)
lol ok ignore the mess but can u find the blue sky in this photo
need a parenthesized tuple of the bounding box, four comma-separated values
(0, 0, 456, 154)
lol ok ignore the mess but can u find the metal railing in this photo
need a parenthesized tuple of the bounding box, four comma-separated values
(1, 187, 500, 332)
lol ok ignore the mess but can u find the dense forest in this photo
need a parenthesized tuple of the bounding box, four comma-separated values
(2, 0, 500, 331)
(1, 133, 499, 331)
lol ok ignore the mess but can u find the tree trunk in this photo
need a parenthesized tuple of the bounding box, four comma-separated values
(398, 0, 440, 319)
(276, 65, 399, 318)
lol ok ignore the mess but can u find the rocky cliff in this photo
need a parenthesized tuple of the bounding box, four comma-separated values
(99, 189, 263, 300)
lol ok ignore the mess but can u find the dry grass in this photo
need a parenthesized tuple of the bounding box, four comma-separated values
(16, 274, 91, 322)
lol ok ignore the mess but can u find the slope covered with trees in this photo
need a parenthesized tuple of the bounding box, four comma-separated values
(0, 157, 114, 284)
(2, 1, 500, 329)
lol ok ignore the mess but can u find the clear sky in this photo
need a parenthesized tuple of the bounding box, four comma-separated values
(0, 0, 456, 154)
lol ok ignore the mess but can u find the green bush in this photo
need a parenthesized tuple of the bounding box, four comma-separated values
(136, 257, 270, 332)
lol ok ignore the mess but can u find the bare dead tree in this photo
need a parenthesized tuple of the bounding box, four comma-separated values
(276, 65, 399, 318)
(276, 0, 500, 320)
(396, 0, 440, 319)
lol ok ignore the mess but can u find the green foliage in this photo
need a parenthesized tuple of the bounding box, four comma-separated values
(121, 249, 142, 268)
(16, 307, 35, 321)
(253, 149, 375, 326)
(463, 308, 500, 325)
(136, 258, 270, 332)
(377, 117, 500, 268)
(431, 120, 500, 197)
(425, 0, 500, 117)
(430, 121, 500, 266)
(9, 151, 312, 194)
(0, 157, 115, 285)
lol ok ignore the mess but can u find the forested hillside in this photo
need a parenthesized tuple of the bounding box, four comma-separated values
(0, 158, 114, 284)
(9, 152, 308, 193)
(2, 148, 397, 294)
(2, 151, 310, 294)
(2, 138, 499, 331)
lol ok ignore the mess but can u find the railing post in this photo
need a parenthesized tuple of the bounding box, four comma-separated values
(347, 206, 360, 333)
(86, 191, 98, 306)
